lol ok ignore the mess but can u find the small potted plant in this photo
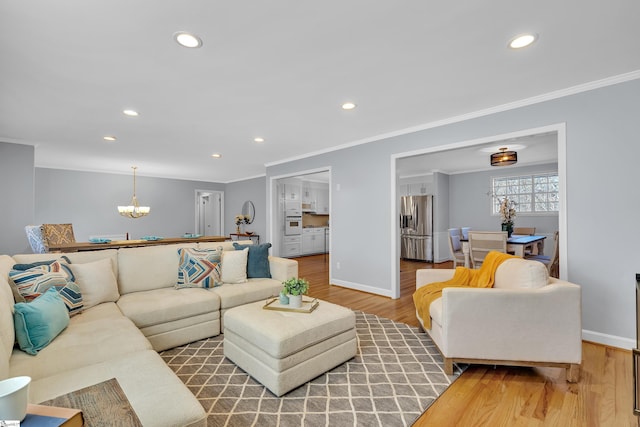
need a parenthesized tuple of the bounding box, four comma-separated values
(282, 277, 309, 308)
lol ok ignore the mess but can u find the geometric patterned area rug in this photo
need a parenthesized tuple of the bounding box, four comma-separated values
(160, 311, 464, 427)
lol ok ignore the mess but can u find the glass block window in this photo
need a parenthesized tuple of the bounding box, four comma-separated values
(492, 172, 559, 214)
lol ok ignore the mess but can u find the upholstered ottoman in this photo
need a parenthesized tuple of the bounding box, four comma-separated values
(223, 299, 357, 396)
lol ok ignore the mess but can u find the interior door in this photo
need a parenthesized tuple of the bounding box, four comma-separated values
(196, 190, 223, 236)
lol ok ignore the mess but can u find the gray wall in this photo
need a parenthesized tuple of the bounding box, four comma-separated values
(266, 78, 640, 347)
(34, 168, 226, 242)
(0, 142, 35, 254)
(225, 176, 267, 241)
(449, 163, 559, 235)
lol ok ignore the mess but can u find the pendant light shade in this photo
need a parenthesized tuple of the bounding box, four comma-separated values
(118, 166, 150, 218)
(490, 147, 517, 166)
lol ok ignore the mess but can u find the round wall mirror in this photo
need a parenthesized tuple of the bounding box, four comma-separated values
(242, 200, 255, 224)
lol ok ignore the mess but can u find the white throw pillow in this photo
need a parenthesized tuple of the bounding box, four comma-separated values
(69, 258, 120, 309)
(221, 248, 249, 284)
(494, 258, 549, 289)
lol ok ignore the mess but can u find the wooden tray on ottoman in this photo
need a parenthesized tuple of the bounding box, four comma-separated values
(263, 297, 319, 313)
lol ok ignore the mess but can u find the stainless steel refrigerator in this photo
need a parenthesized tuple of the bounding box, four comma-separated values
(400, 195, 433, 261)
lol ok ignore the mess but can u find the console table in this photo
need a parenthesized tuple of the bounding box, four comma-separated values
(48, 235, 228, 252)
(230, 233, 260, 244)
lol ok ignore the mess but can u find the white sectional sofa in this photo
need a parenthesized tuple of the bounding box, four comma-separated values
(0, 240, 297, 426)
(415, 257, 582, 381)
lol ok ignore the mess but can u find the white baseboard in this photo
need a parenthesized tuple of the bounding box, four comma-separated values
(582, 329, 635, 350)
(330, 279, 394, 298)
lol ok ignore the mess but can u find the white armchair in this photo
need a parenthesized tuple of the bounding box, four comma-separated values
(414, 258, 582, 382)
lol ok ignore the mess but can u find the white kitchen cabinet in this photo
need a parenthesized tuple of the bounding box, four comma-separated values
(282, 235, 301, 257)
(284, 183, 301, 201)
(302, 228, 327, 255)
(315, 187, 329, 214)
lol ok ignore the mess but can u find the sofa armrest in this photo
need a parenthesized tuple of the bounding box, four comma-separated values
(268, 256, 298, 282)
(440, 281, 582, 363)
(416, 269, 456, 290)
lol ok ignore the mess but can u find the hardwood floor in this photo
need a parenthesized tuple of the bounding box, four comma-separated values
(296, 254, 638, 427)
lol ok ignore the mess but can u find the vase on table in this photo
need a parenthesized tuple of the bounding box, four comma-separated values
(288, 294, 302, 308)
(502, 222, 513, 237)
(236, 224, 241, 234)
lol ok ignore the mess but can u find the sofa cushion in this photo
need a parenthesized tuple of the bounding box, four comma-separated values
(9, 261, 83, 316)
(494, 258, 549, 289)
(13, 288, 69, 355)
(13, 250, 119, 279)
(28, 350, 206, 427)
(69, 258, 120, 309)
(9, 302, 152, 380)
(176, 247, 222, 289)
(232, 242, 272, 279)
(213, 278, 284, 309)
(221, 248, 249, 284)
(117, 244, 196, 294)
(117, 287, 220, 329)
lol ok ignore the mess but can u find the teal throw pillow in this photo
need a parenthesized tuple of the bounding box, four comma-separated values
(14, 287, 70, 355)
(232, 242, 272, 279)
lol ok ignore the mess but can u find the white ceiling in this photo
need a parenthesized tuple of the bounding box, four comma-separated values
(1, 1, 638, 182)
(398, 132, 558, 177)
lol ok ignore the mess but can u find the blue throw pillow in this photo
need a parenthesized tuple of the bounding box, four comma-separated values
(232, 242, 272, 279)
(14, 287, 70, 355)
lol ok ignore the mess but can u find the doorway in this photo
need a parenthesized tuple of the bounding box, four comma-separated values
(195, 190, 224, 236)
(392, 124, 567, 299)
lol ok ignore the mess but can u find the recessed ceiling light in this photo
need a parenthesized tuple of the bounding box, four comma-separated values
(509, 33, 537, 49)
(103, 136, 117, 141)
(211, 153, 222, 158)
(254, 137, 265, 143)
(341, 102, 357, 110)
(123, 109, 139, 117)
(174, 32, 203, 48)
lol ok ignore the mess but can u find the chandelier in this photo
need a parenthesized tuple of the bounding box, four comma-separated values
(118, 166, 150, 218)
(490, 147, 518, 167)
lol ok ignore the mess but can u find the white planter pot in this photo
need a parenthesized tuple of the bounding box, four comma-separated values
(0, 376, 31, 421)
(288, 294, 303, 308)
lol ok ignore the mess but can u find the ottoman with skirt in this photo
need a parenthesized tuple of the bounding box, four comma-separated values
(223, 299, 357, 396)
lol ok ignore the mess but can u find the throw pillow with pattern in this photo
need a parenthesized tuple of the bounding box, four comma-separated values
(176, 247, 222, 289)
(9, 260, 83, 316)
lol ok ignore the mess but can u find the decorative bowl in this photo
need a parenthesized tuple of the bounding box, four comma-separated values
(0, 376, 31, 421)
(244, 231, 254, 236)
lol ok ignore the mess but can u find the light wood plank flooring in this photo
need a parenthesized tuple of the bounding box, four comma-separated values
(296, 254, 638, 427)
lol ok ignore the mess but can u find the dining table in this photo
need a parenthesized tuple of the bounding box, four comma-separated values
(47, 235, 229, 252)
(460, 234, 546, 268)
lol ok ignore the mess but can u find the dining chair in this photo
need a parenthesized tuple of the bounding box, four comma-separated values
(526, 231, 559, 278)
(41, 223, 76, 248)
(512, 227, 537, 254)
(461, 227, 472, 240)
(468, 231, 508, 269)
(24, 225, 48, 253)
(447, 228, 466, 268)
(513, 227, 536, 235)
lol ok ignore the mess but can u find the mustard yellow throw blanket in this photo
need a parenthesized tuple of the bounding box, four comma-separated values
(413, 251, 517, 329)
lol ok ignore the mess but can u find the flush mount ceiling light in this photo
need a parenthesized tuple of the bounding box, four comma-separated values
(174, 32, 203, 48)
(490, 147, 518, 166)
(341, 102, 357, 110)
(509, 33, 537, 49)
(123, 109, 139, 117)
(118, 166, 150, 218)
(211, 153, 222, 158)
(254, 137, 265, 143)
(103, 136, 117, 141)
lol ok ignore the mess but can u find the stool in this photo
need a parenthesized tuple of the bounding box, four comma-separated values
(223, 299, 357, 396)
